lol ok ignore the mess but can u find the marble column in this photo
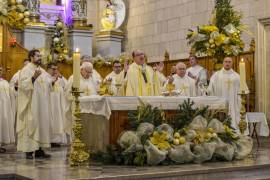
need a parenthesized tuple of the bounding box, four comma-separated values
(68, 29, 93, 57)
(96, 30, 124, 57)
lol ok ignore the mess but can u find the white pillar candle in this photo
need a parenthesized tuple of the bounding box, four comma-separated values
(73, 48, 81, 88)
(239, 58, 246, 93)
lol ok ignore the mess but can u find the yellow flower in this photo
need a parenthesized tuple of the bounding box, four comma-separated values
(209, 39, 214, 44)
(200, 25, 219, 32)
(207, 128, 214, 133)
(215, 34, 227, 46)
(224, 125, 238, 139)
(150, 131, 171, 150)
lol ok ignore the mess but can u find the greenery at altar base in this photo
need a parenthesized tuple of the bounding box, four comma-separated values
(186, 0, 252, 63)
(92, 100, 253, 166)
(0, 0, 30, 30)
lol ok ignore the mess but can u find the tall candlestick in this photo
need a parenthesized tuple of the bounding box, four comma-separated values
(73, 48, 81, 88)
(239, 58, 247, 93)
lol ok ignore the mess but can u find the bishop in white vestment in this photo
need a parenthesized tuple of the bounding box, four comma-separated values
(0, 67, 15, 152)
(165, 62, 196, 96)
(17, 50, 51, 159)
(208, 57, 244, 134)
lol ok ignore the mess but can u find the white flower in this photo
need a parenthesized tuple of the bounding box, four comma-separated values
(0, 0, 8, 16)
(224, 23, 237, 35)
(53, 37, 60, 43)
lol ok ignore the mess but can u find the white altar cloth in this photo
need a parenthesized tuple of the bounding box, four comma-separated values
(79, 96, 228, 120)
(79, 96, 228, 152)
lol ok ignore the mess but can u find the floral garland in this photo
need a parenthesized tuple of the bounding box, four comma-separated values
(0, 0, 30, 30)
(92, 100, 253, 166)
(47, 17, 71, 63)
(92, 52, 133, 68)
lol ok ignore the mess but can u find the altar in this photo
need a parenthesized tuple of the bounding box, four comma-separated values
(79, 96, 228, 152)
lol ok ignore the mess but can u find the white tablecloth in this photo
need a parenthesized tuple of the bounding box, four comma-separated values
(79, 96, 228, 152)
(246, 112, 269, 137)
(79, 96, 228, 120)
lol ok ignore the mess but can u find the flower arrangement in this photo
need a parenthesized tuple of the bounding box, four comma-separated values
(92, 100, 253, 166)
(0, 0, 30, 30)
(48, 17, 71, 63)
(186, 0, 250, 62)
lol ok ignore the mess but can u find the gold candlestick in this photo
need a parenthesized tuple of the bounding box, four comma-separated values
(238, 91, 247, 135)
(166, 83, 175, 96)
(69, 87, 90, 166)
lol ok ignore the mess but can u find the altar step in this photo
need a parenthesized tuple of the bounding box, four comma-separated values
(0, 137, 269, 180)
(92, 137, 270, 180)
(94, 163, 270, 180)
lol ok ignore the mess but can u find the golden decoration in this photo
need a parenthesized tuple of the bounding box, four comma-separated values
(249, 38, 255, 52)
(238, 92, 247, 134)
(166, 82, 175, 96)
(69, 87, 90, 166)
(164, 50, 170, 61)
(99, 79, 114, 96)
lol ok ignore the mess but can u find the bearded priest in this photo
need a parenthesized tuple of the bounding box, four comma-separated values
(17, 49, 52, 159)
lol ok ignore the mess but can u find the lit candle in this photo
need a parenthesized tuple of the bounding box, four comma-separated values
(73, 48, 81, 88)
(239, 58, 247, 93)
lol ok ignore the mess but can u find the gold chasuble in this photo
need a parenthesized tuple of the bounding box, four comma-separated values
(126, 62, 160, 96)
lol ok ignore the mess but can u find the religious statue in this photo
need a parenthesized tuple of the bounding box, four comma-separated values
(72, 0, 87, 19)
(101, 0, 126, 31)
(26, 0, 40, 15)
(101, 0, 117, 30)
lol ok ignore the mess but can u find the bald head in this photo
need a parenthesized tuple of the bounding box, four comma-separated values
(80, 62, 93, 79)
(80, 55, 93, 65)
(223, 57, 233, 70)
(176, 62, 186, 77)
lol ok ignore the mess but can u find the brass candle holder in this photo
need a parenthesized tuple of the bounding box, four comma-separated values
(69, 87, 90, 166)
(238, 91, 248, 135)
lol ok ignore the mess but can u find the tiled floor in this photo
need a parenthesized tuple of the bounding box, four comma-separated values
(0, 138, 270, 180)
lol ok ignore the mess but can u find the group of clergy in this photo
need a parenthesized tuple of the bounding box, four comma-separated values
(0, 49, 242, 159)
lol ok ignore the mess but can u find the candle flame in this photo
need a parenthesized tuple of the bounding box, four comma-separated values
(75, 48, 80, 53)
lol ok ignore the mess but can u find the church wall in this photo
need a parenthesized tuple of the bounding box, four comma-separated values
(120, 0, 270, 62)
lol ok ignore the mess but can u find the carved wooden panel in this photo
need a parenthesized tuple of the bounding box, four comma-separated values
(0, 23, 28, 80)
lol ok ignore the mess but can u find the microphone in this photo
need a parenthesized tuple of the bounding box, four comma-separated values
(141, 65, 148, 83)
